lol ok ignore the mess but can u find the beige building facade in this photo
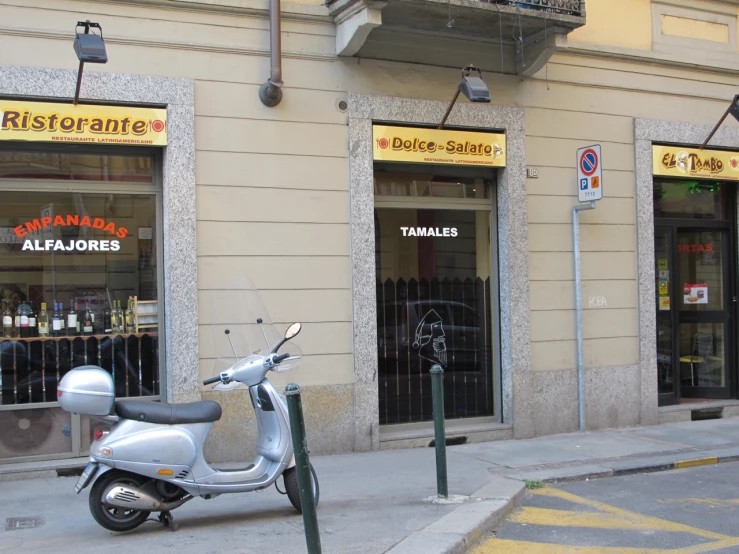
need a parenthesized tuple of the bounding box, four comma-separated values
(2, 0, 739, 463)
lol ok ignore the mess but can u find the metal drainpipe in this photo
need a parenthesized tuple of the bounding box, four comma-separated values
(259, 0, 283, 107)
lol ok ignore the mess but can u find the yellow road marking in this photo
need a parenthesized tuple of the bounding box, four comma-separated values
(675, 458, 718, 469)
(469, 538, 664, 553)
(471, 488, 739, 553)
(511, 507, 671, 531)
(658, 497, 739, 511)
(533, 487, 731, 541)
(667, 537, 739, 554)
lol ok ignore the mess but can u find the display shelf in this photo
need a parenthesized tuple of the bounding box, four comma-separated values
(0, 332, 158, 343)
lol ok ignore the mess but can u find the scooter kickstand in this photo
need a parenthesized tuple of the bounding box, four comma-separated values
(159, 511, 178, 532)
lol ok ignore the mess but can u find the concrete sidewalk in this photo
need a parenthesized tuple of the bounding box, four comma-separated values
(3, 417, 739, 553)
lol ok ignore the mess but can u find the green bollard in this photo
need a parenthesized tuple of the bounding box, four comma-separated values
(430, 364, 448, 498)
(285, 383, 322, 554)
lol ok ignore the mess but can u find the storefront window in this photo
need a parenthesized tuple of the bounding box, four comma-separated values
(375, 173, 489, 199)
(653, 180, 728, 220)
(0, 151, 154, 182)
(0, 188, 159, 405)
(375, 204, 494, 425)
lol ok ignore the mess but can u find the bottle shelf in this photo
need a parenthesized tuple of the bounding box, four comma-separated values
(0, 332, 158, 343)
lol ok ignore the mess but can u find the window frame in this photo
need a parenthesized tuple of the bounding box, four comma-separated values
(374, 172, 502, 427)
(0, 143, 165, 416)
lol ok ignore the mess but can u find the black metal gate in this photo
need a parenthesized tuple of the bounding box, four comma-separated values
(377, 277, 493, 424)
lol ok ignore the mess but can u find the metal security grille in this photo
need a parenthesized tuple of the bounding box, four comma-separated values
(377, 277, 493, 425)
(0, 334, 159, 406)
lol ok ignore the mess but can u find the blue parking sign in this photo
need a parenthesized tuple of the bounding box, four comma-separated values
(580, 178, 588, 190)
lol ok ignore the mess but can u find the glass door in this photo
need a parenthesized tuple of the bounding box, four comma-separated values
(655, 227, 677, 406)
(677, 228, 732, 399)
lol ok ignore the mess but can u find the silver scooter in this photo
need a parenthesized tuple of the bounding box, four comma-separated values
(58, 284, 318, 533)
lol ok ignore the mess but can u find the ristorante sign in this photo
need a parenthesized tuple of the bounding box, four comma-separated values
(0, 100, 167, 146)
(653, 145, 739, 181)
(373, 125, 506, 167)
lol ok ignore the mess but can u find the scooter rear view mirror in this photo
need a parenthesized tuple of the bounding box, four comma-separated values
(285, 322, 302, 340)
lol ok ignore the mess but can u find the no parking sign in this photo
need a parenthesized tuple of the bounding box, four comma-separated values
(577, 144, 603, 202)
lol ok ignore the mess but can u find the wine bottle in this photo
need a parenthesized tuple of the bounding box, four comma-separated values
(14, 307, 21, 338)
(38, 302, 49, 337)
(2, 300, 12, 339)
(19, 307, 29, 339)
(67, 299, 78, 337)
(125, 300, 135, 334)
(110, 301, 118, 334)
(103, 302, 112, 334)
(83, 301, 94, 336)
(116, 301, 124, 333)
(52, 303, 63, 337)
(28, 307, 37, 338)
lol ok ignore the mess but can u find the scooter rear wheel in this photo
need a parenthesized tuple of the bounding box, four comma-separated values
(284, 463, 319, 513)
(89, 470, 151, 532)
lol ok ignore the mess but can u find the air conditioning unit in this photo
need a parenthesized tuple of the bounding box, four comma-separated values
(0, 408, 73, 461)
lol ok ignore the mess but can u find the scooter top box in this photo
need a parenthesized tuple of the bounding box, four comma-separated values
(58, 366, 115, 416)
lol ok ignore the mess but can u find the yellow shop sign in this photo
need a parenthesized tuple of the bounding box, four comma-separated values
(0, 100, 167, 146)
(373, 125, 506, 167)
(653, 145, 739, 181)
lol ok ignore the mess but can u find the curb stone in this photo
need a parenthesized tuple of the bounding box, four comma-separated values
(534, 453, 739, 484)
(383, 477, 525, 554)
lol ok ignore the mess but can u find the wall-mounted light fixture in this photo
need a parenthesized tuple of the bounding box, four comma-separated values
(701, 93, 739, 149)
(438, 66, 491, 130)
(73, 21, 108, 105)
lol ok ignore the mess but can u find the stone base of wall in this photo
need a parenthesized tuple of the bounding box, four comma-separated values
(513, 365, 642, 438)
(202, 384, 354, 463)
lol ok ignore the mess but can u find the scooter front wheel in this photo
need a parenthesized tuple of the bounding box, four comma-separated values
(283, 463, 319, 513)
(89, 470, 151, 532)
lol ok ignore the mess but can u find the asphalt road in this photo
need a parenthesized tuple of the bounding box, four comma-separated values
(471, 461, 739, 553)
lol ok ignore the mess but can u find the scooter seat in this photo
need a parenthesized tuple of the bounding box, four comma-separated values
(115, 399, 222, 424)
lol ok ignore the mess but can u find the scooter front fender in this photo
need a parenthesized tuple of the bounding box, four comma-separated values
(77, 461, 114, 493)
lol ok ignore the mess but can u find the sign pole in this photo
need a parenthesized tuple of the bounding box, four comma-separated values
(573, 201, 595, 432)
(574, 144, 603, 433)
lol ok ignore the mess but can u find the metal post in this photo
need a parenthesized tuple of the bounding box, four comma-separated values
(701, 104, 732, 150)
(573, 202, 596, 433)
(285, 384, 322, 554)
(430, 364, 448, 498)
(73, 61, 85, 106)
(438, 88, 461, 130)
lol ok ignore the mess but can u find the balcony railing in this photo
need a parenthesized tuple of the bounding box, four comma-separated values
(486, 1, 583, 17)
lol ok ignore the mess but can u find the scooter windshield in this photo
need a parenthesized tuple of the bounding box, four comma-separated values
(201, 277, 303, 382)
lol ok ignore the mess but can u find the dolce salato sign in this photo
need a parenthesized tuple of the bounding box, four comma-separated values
(373, 125, 506, 167)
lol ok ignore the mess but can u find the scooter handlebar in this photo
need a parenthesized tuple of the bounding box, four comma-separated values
(203, 376, 221, 385)
(273, 353, 291, 364)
